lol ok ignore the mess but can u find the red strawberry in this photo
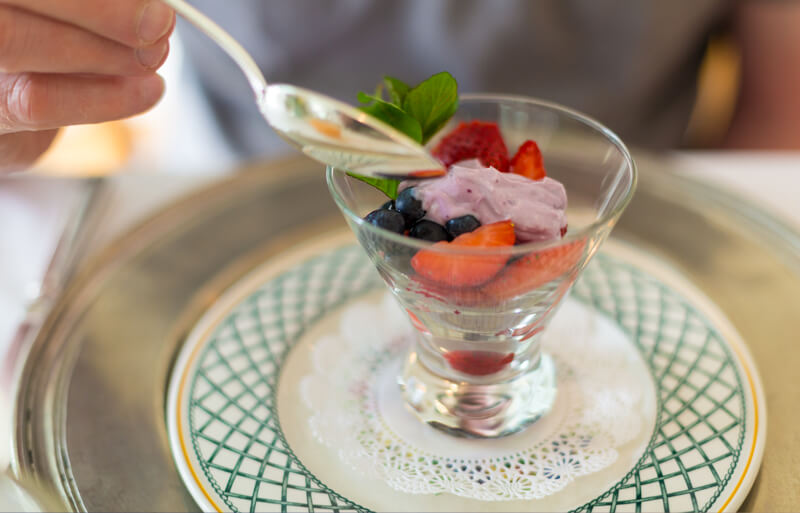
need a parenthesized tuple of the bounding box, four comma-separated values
(432, 121, 509, 172)
(510, 140, 546, 180)
(481, 238, 587, 302)
(444, 351, 515, 376)
(411, 221, 515, 287)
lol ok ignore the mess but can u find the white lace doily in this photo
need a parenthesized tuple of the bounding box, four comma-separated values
(300, 293, 652, 502)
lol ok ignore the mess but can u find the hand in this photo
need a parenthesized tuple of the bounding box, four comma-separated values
(0, 0, 175, 172)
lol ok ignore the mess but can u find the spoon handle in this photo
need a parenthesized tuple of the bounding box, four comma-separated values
(159, 0, 268, 96)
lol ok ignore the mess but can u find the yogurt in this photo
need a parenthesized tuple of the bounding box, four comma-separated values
(406, 159, 567, 242)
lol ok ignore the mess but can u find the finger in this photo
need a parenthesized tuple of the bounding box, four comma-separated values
(1, 0, 175, 48)
(0, 129, 58, 173)
(0, 6, 169, 75)
(0, 73, 165, 133)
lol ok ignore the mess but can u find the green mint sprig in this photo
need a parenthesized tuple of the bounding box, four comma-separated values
(400, 72, 458, 145)
(347, 72, 458, 199)
(357, 91, 423, 143)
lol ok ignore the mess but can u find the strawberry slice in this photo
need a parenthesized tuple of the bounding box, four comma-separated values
(481, 238, 587, 302)
(444, 351, 515, 376)
(411, 221, 515, 287)
(406, 310, 429, 333)
(432, 121, 509, 172)
(510, 140, 546, 180)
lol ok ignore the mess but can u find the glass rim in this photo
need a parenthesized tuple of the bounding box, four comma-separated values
(326, 93, 638, 255)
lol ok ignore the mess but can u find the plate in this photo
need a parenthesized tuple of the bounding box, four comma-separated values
(14, 155, 796, 512)
(167, 235, 765, 512)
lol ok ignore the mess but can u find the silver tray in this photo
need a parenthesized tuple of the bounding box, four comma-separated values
(12, 155, 800, 511)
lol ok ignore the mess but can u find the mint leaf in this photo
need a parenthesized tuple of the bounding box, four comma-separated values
(357, 91, 379, 104)
(358, 95, 423, 143)
(351, 72, 457, 199)
(402, 71, 458, 144)
(346, 172, 400, 199)
(383, 76, 410, 106)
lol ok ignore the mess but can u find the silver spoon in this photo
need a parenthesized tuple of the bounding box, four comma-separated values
(159, 0, 445, 179)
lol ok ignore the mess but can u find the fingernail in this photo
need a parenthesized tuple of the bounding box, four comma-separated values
(137, 1, 173, 44)
(136, 43, 169, 70)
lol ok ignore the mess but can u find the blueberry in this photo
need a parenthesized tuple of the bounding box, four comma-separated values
(446, 215, 481, 238)
(395, 187, 425, 226)
(364, 209, 405, 234)
(409, 220, 450, 242)
(381, 199, 395, 211)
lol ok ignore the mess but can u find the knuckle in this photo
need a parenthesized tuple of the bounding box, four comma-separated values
(3, 73, 43, 128)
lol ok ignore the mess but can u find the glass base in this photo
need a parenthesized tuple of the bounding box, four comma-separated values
(398, 350, 557, 438)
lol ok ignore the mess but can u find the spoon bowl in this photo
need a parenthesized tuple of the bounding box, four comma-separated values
(160, 0, 445, 178)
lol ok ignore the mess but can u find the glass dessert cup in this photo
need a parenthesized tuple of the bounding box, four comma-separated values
(327, 94, 636, 438)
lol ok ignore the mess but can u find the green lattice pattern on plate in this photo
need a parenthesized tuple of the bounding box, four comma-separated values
(189, 246, 377, 512)
(572, 259, 745, 512)
(186, 246, 745, 512)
